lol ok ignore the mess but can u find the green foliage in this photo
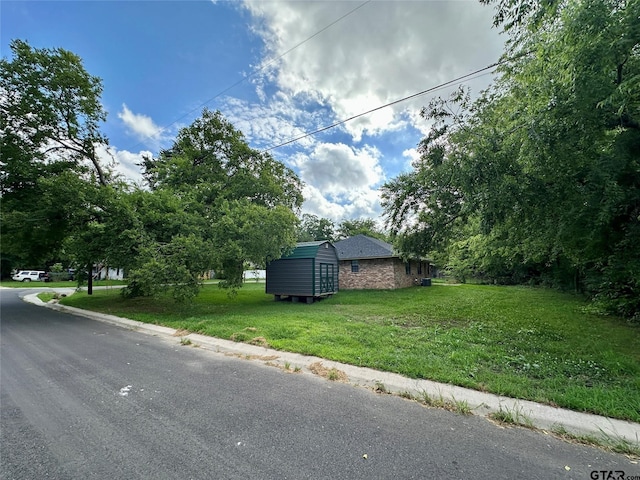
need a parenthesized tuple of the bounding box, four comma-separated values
(336, 218, 388, 241)
(123, 109, 302, 300)
(143, 109, 303, 211)
(383, 0, 640, 317)
(3, 67, 301, 301)
(297, 214, 387, 243)
(1, 40, 112, 273)
(50, 263, 64, 273)
(297, 213, 335, 242)
(489, 406, 533, 428)
(214, 200, 298, 288)
(0, 39, 109, 186)
(122, 234, 214, 303)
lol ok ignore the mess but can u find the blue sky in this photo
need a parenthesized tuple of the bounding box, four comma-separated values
(2, 0, 505, 223)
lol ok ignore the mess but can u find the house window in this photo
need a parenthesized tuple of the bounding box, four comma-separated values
(351, 260, 359, 273)
(405, 261, 411, 275)
(417, 262, 422, 275)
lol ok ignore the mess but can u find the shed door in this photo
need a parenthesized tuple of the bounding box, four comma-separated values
(319, 263, 334, 293)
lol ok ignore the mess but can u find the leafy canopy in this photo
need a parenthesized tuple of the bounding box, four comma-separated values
(1, 39, 112, 273)
(383, 0, 640, 319)
(120, 109, 303, 299)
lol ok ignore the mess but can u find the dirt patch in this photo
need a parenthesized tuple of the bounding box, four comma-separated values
(224, 352, 280, 361)
(172, 329, 191, 337)
(248, 336, 270, 348)
(229, 329, 266, 345)
(308, 361, 348, 382)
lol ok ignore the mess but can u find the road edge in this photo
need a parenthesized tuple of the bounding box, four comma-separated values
(22, 291, 640, 448)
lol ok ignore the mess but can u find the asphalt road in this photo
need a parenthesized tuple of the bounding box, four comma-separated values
(1, 288, 637, 480)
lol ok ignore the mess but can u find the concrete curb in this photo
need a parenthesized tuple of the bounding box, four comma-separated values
(23, 291, 640, 446)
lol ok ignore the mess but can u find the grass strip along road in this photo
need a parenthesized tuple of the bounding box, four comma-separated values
(60, 283, 640, 423)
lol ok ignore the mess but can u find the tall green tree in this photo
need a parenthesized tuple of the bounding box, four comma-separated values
(297, 213, 335, 242)
(1, 40, 112, 277)
(335, 218, 388, 241)
(74, 187, 218, 301)
(383, 0, 640, 318)
(137, 109, 303, 296)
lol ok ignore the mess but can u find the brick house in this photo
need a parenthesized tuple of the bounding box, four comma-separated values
(333, 234, 431, 290)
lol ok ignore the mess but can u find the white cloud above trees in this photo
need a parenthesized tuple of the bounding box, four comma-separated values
(232, 0, 503, 221)
(96, 144, 149, 186)
(111, 1, 504, 222)
(241, 0, 503, 141)
(118, 104, 166, 144)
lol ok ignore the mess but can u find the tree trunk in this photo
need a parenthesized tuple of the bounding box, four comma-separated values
(88, 263, 93, 295)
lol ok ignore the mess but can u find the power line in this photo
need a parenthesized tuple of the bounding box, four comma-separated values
(257, 0, 372, 77)
(125, 0, 372, 152)
(262, 61, 503, 152)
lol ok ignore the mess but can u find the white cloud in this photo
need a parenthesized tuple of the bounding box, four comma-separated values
(301, 184, 383, 223)
(222, 95, 319, 150)
(242, 0, 503, 142)
(118, 104, 165, 145)
(301, 184, 346, 220)
(292, 142, 383, 197)
(96, 144, 148, 186)
(291, 142, 384, 221)
(109, 1, 503, 223)
(228, 0, 503, 222)
(402, 147, 420, 172)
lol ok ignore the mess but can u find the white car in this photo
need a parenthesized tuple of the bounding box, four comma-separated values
(12, 270, 47, 282)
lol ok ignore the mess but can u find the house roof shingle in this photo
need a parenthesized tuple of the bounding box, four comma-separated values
(333, 234, 396, 260)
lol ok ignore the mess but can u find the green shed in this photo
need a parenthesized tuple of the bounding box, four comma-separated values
(266, 241, 339, 303)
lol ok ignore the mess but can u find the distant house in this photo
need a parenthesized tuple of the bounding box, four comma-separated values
(93, 265, 124, 281)
(243, 269, 266, 281)
(333, 234, 431, 290)
(265, 240, 339, 303)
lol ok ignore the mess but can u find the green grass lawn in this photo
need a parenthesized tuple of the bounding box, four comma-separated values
(60, 283, 640, 422)
(0, 279, 127, 288)
(37, 292, 58, 303)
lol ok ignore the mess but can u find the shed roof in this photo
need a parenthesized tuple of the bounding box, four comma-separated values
(333, 234, 396, 260)
(282, 240, 333, 259)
